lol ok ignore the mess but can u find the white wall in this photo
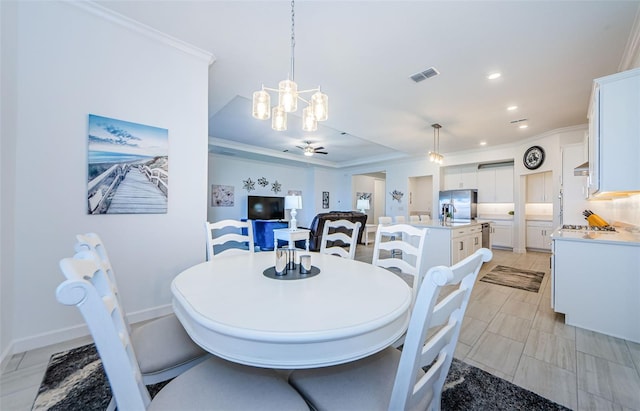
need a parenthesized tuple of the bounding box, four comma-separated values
(207, 154, 348, 228)
(0, 0, 19, 362)
(2, 1, 212, 355)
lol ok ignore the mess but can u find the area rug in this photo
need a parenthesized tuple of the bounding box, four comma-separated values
(480, 265, 545, 293)
(32, 343, 569, 410)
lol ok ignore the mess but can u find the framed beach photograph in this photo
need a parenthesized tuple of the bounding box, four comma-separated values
(87, 114, 168, 214)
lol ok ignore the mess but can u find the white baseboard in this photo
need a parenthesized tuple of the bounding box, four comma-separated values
(5, 304, 174, 358)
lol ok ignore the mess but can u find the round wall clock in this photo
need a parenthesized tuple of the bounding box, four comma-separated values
(523, 145, 545, 170)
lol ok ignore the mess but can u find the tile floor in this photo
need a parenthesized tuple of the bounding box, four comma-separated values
(1, 248, 639, 410)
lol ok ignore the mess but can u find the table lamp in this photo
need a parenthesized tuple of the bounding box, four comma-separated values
(356, 198, 370, 214)
(285, 195, 302, 230)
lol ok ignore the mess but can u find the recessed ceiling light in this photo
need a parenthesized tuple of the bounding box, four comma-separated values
(487, 72, 502, 80)
(480, 141, 487, 146)
(519, 124, 528, 129)
(507, 105, 518, 111)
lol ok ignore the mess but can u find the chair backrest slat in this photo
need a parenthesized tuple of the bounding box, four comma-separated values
(320, 219, 361, 260)
(372, 224, 428, 305)
(205, 219, 255, 260)
(388, 248, 492, 410)
(57, 251, 151, 410)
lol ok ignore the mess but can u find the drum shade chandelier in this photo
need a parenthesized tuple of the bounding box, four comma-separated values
(429, 123, 444, 164)
(251, 0, 328, 132)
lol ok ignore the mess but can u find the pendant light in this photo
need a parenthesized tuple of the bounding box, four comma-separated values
(429, 123, 444, 164)
(252, 0, 329, 132)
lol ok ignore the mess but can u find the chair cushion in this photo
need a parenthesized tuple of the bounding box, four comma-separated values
(301, 211, 368, 251)
(289, 347, 427, 411)
(148, 356, 309, 411)
(130, 314, 207, 375)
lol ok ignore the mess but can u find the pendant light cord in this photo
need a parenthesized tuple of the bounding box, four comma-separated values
(290, 0, 295, 81)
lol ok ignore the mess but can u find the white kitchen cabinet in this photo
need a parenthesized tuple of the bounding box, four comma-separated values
(443, 165, 477, 190)
(450, 225, 481, 263)
(490, 220, 513, 249)
(588, 68, 640, 198)
(477, 166, 513, 203)
(553, 238, 640, 342)
(526, 220, 553, 251)
(526, 171, 553, 203)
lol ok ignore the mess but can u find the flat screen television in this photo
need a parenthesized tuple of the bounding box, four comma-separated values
(247, 195, 285, 220)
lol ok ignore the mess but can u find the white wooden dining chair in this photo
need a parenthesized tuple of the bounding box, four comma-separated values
(378, 216, 392, 225)
(205, 219, 255, 260)
(289, 248, 493, 411)
(319, 219, 361, 260)
(409, 215, 420, 223)
(57, 249, 310, 411)
(372, 224, 428, 306)
(74, 233, 208, 385)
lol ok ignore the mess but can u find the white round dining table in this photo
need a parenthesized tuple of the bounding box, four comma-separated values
(171, 252, 411, 369)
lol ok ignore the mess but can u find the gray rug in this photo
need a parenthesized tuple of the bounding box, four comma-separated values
(480, 265, 545, 293)
(32, 344, 569, 410)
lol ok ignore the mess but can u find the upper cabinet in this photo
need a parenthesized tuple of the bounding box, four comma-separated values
(527, 171, 553, 203)
(442, 165, 477, 190)
(477, 166, 514, 203)
(588, 68, 640, 198)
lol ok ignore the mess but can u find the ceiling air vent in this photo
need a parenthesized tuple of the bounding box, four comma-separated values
(410, 67, 440, 83)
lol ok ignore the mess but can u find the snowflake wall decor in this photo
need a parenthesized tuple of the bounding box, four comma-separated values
(390, 190, 404, 202)
(242, 178, 255, 192)
(257, 177, 269, 187)
(271, 180, 282, 193)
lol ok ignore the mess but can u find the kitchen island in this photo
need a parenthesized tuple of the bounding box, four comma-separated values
(551, 226, 640, 343)
(409, 220, 486, 271)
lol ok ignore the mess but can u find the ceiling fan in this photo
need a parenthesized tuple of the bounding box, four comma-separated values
(296, 142, 328, 157)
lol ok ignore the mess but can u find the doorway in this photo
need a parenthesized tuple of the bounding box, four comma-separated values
(352, 172, 386, 225)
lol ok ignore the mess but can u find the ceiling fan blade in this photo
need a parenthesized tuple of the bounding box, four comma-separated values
(295, 146, 305, 150)
(314, 146, 325, 151)
(316, 151, 328, 155)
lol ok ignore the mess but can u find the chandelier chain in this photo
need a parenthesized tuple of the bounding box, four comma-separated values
(290, 0, 295, 81)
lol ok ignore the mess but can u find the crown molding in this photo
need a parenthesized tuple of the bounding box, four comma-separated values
(65, 0, 215, 65)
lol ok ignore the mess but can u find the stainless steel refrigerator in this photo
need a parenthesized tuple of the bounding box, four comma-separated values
(438, 189, 478, 221)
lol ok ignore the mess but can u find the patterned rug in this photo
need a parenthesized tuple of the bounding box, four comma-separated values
(32, 343, 569, 410)
(480, 265, 545, 292)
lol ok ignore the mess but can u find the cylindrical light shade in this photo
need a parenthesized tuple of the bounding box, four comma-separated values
(278, 79, 298, 113)
(356, 199, 370, 210)
(311, 91, 328, 121)
(272, 106, 287, 131)
(252, 89, 270, 120)
(284, 195, 302, 210)
(302, 106, 317, 132)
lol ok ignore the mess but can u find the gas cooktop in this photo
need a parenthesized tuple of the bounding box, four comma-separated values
(561, 224, 617, 232)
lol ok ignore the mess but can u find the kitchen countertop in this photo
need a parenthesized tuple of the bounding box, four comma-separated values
(551, 227, 640, 246)
(477, 215, 513, 221)
(525, 215, 553, 222)
(411, 220, 484, 230)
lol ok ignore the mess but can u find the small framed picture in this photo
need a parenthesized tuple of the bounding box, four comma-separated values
(322, 191, 330, 209)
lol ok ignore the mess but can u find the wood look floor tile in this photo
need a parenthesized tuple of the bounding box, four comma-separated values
(524, 329, 576, 372)
(459, 317, 489, 347)
(513, 355, 578, 410)
(463, 358, 514, 382)
(487, 312, 532, 342)
(578, 389, 627, 411)
(500, 299, 537, 321)
(465, 300, 502, 323)
(467, 331, 524, 377)
(627, 340, 640, 375)
(577, 352, 640, 409)
(532, 307, 576, 341)
(576, 328, 634, 366)
(454, 341, 471, 360)
(507, 287, 543, 306)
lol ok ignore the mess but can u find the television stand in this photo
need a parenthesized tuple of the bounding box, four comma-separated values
(247, 219, 289, 251)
